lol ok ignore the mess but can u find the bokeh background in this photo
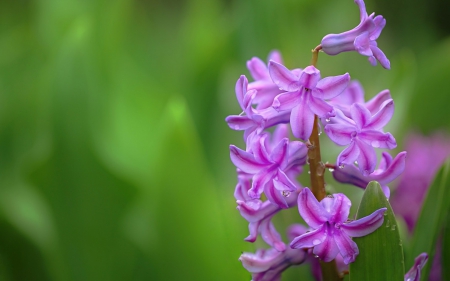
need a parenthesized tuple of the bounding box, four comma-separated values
(1, 0, 449, 280)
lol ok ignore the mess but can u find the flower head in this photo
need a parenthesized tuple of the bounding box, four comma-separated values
(321, 0, 390, 69)
(290, 188, 386, 264)
(269, 61, 350, 140)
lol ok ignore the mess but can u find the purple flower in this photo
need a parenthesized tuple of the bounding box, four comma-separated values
(230, 132, 307, 201)
(328, 80, 392, 118)
(290, 188, 386, 264)
(404, 253, 428, 281)
(239, 224, 308, 281)
(321, 0, 390, 69)
(226, 75, 290, 141)
(246, 50, 286, 109)
(269, 61, 350, 141)
(332, 151, 407, 198)
(324, 100, 397, 175)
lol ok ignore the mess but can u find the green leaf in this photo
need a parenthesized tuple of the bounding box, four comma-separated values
(349, 181, 405, 281)
(407, 159, 450, 281)
(442, 207, 450, 281)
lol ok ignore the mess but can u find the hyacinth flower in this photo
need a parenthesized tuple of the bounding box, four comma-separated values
(239, 225, 308, 281)
(324, 100, 397, 175)
(332, 151, 407, 198)
(269, 61, 350, 140)
(321, 0, 390, 69)
(235, 171, 300, 251)
(246, 50, 286, 109)
(230, 132, 307, 200)
(290, 188, 386, 264)
(226, 75, 290, 142)
(327, 80, 392, 118)
(404, 253, 428, 281)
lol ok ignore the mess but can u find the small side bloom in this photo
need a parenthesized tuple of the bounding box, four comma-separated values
(404, 253, 428, 281)
(290, 188, 386, 264)
(320, 0, 390, 69)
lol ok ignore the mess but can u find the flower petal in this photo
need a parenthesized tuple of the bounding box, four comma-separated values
(354, 31, 373, 56)
(298, 188, 330, 228)
(350, 103, 371, 129)
(270, 138, 289, 166)
(272, 91, 300, 112)
(260, 218, 286, 251)
(290, 224, 327, 249)
(298, 66, 321, 89)
(340, 207, 386, 237)
(333, 229, 359, 264)
(251, 133, 271, 164)
(372, 151, 407, 185)
(273, 170, 297, 192)
(313, 225, 340, 262)
(307, 94, 335, 118)
(370, 15, 386, 41)
(268, 50, 283, 64)
(370, 44, 390, 69)
(225, 115, 256, 131)
(290, 98, 315, 141)
(324, 124, 355, 146)
(264, 181, 289, 209)
(236, 75, 249, 110)
(365, 99, 394, 130)
(365, 89, 391, 114)
(404, 253, 428, 281)
(315, 73, 351, 100)
(249, 168, 276, 199)
(337, 141, 360, 167)
(328, 193, 352, 224)
(359, 130, 397, 149)
(268, 61, 300, 91)
(247, 57, 270, 81)
(230, 145, 264, 173)
(355, 139, 377, 175)
(239, 249, 282, 273)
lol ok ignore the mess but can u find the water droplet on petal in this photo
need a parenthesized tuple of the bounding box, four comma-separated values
(325, 118, 330, 122)
(312, 239, 321, 245)
(314, 255, 319, 259)
(282, 190, 291, 197)
(339, 164, 345, 169)
(328, 168, 335, 172)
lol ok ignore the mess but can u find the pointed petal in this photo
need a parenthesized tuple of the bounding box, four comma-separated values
(332, 163, 368, 188)
(298, 66, 321, 89)
(270, 138, 289, 166)
(268, 61, 300, 91)
(236, 75, 249, 110)
(239, 249, 282, 273)
(313, 225, 340, 262)
(370, 44, 390, 69)
(328, 193, 352, 224)
(245, 221, 260, 242)
(272, 91, 300, 112)
(324, 124, 355, 146)
(359, 130, 397, 149)
(291, 98, 315, 141)
(365, 99, 394, 130)
(225, 115, 256, 131)
(341, 207, 386, 238)
(230, 145, 264, 173)
(260, 218, 286, 251)
(365, 89, 391, 114)
(287, 141, 308, 167)
(247, 57, 270, 81)
(355, 139, 377, 175)
(315, 73, 351, 99)
(378, 151, 393, 171)
(350, 103, 372, 129)
(371, 151, 406, 185)
(272, 124, 289, 144)
(268, 50, 283, 64)
(404, 253, 428, 281)
(251, 133, 272, 164)
(370, 15, 386, 41)
(298, 188, 329, 228)
(307, 94, 334, 118)
(337, 141, 360, 167)
(333, 229, 359, 264)
(290, 224, 327, 249)
(355, 0, 368, 21)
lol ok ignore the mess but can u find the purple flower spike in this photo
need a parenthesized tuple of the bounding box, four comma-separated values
(321, 0, 390, 69)
(404, 253, 428, 281)
(332, 151, 407, 198)
(325, 100, 397, 175)
(239, 225, 308, 281)
(290, 188, 386, 264)
(269, 61, 350, 140)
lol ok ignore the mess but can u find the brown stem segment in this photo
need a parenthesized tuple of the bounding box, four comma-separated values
(308, 46, 343, 281)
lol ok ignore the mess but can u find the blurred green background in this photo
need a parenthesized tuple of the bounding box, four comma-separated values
(0, 0, 449, 280)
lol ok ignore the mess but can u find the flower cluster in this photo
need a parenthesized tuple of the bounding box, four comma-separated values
(225, 0, 429, 280)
